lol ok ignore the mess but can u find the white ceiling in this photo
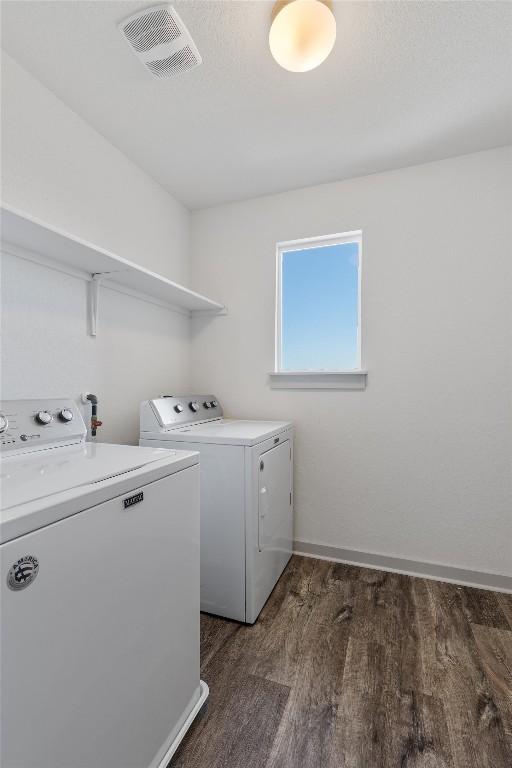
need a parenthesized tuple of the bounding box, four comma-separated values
(2, 1, 511, 209)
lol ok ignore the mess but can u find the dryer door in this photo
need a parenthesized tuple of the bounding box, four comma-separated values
(258, 440, 292, 554)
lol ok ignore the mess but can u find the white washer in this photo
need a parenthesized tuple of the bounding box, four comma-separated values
(140, 395, 293, 623)
(0, 398, 208, 768)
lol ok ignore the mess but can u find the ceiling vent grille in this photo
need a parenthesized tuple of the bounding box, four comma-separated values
(119, 4, 202, 78)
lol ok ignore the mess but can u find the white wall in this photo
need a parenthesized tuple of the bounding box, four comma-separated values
(191, 147, 512, 578)
(1, 53, 190, 284)
(1, 252, 189, 445)
(2, 51, 510, 578)
(1, 53, 192, 443)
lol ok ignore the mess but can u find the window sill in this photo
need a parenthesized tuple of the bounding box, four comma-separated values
(268, 371, 368, 390)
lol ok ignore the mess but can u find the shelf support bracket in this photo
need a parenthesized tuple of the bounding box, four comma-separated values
(89, 273, 114, 337)
(88, 271, 128, 335)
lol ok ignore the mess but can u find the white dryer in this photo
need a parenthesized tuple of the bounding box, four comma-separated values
(0, 398, 207, 768)
(140, 395, 293, 624)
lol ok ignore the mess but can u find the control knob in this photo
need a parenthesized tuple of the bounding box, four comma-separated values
(189, 401, 200, 413)
(203, 401, 211, 409)
(211, 400, 218, 408)
(59, 408, 74, 422)
(0, 413, 8, 433)
(36, 411, 53, 425)
(174, 404, 184, 414)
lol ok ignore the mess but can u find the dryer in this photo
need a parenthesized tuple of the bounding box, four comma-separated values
(140, 396, 293, 623)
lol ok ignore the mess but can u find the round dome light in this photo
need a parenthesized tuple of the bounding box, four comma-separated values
(269, 0, 336, 73)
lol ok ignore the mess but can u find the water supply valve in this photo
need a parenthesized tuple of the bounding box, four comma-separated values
(91, 417, 103, 433)
(81, 392, 102, 438)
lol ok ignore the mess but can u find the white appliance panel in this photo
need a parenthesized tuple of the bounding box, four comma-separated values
(1, 444, 199, 545)
(258, 440, 293, 554)
(141, 395, 223, 430)
(139, 395, 293, 623)
(163, 419, 292, 446)
(140, 439, 246, 622)
(246, 435, 293, 624)
(0, 398, 86, 456)
(1, 466, 201, 768)
(1, 442, 183, 509)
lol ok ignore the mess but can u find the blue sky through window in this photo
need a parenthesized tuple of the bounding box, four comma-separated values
(280, 241, 359, 370)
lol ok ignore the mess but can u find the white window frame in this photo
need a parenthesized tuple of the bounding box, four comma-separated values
(270, 230, 367, 390)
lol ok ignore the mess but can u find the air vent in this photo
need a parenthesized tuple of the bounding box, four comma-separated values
(119, 4, 202, 78)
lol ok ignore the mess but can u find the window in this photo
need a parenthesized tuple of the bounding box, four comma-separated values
(272, 231, 365, 389)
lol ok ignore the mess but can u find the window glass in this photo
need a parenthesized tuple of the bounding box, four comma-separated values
(280, 240, 360, 371)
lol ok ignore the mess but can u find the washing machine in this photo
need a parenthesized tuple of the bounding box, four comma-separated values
(140, 395, 293, 623)
(0, 398, 208, 768)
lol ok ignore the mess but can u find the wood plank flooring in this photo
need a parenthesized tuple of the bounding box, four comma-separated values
(171, 556, 512, 768)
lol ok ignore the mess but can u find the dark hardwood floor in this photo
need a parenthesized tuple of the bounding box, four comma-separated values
(171, 555, 512, 768)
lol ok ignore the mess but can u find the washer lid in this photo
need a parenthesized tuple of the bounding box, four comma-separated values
(0, 442, 199, 543)
(1, 442, 191, 510)
(162, 419, 293, 446)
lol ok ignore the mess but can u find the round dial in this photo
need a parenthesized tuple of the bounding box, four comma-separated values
(59, 408, 74, 423)
(189, 401, 200, 413)
(0, 413, 8, 433)
(174, 404, 184, 414)
(36, 411, 53, 425)
(211, 400, 218, 408)
(203, 401, 211, 409)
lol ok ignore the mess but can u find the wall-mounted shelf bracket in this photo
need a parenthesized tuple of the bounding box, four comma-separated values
(1, 204, 227, 337)
(89, 274, 102, 337)
(88, 272, 122, 337)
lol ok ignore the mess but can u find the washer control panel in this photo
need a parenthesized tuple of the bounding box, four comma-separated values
(0, 399, 86, 455)
(141, 395, 223, 431)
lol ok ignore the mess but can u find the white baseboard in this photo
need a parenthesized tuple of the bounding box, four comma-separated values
(293, 540, 512, 594)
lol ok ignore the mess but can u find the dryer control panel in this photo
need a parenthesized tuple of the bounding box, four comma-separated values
(140, 395, 223, 432)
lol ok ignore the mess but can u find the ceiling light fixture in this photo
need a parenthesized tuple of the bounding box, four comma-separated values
(269, 0, 336, 73)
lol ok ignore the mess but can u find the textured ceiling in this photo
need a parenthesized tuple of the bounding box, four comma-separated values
(1, 1, 511, 209)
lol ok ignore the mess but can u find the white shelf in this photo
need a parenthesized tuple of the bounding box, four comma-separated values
(1, 205, 225, 322)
